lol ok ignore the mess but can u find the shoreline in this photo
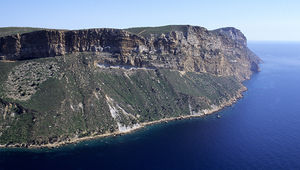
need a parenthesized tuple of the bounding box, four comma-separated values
(0, 86, 246, 149)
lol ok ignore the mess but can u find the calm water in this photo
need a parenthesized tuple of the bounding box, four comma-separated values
(1, 42, 300, 170)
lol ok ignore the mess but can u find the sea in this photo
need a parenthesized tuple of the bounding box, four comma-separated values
(1, 42, 300, 170)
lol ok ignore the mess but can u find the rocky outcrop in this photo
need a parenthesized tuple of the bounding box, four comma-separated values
(0, 25, 260, 81)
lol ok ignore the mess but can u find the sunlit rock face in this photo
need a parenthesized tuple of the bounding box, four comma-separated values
(0, 25, 260, 81)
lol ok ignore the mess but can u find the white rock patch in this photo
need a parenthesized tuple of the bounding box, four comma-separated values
(105, 95, 140, 132)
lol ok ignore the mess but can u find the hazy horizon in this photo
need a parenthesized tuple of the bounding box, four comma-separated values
(1, 0, 300, 41)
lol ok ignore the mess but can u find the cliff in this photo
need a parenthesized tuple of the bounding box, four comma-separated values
(0, 25, 260, 147)
(0, 25, 260, 80)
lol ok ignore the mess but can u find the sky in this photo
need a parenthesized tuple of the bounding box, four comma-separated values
(1, 0, 300, 41)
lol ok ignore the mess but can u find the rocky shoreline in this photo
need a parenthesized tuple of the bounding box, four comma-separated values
(0, 86, 246, 149)
(0, 25, 260, 149)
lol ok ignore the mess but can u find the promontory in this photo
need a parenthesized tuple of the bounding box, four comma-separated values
(0, 25, 261, 147)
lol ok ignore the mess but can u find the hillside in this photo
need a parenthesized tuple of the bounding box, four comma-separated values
(0, 25, 260, 147)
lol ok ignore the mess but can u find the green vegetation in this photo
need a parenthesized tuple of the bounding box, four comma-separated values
(22, 78, 65, 113)
(97, 69, 190, 122)
(0, 52, 243, 146)
(0, 61, 21, 97)
(125, 25, 189, 37)
(161, 70, 242, 103)
(0, 112, 34, 144)
(0, 27, 45, 37)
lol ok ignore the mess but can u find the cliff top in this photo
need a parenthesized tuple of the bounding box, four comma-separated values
(124, 25, 192, 37)
(0, 27, 45, 37)
(0, 25, 191, 37)
(0, 25, 244, 39)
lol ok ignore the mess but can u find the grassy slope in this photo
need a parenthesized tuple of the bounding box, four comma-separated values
(0, 53, 242, 145)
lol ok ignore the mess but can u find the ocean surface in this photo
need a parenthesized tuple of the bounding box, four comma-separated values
(1, 42, 300, 170)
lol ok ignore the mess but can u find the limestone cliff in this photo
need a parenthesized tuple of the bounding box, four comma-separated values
(0, 25, 260, 80)
(0, 25, 260, 147)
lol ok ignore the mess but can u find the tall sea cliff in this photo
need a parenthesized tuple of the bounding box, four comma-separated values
(0, 25, 260, 147)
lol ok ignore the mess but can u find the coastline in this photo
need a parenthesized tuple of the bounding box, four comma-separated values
(0, 86, 247, 149)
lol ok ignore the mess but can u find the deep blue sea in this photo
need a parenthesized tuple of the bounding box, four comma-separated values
(1, 42, 300, 170)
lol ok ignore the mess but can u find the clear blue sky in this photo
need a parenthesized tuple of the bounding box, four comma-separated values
(1, 0, 300, 41)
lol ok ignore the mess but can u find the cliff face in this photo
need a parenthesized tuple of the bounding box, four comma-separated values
(0, 25, 260, 80)
(0, 25, 261, 147)
(0, 29, 145, 60)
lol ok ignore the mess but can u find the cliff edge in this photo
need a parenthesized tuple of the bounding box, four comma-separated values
(0, 25, 260, 80)
(0, 25, 260, 147)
